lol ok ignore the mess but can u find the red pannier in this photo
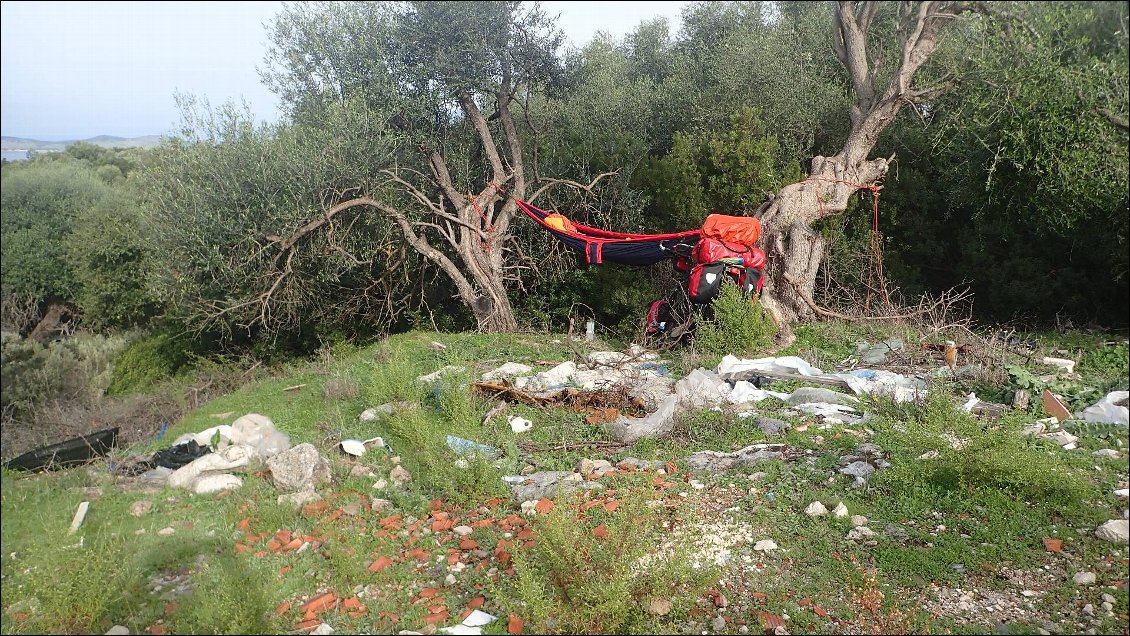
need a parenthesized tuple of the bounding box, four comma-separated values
(692, 237, 767, 268)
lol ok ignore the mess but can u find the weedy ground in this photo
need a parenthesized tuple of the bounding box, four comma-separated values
(2, 325, 1127, 635)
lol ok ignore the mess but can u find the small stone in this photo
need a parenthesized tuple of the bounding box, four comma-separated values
(1093, 449, 1120, 458)
(1101, 601, 1113, 612)
(311, 624, 334, 635)
(157, 527, 176, 536)
(1073, 572, 1096, 585)
(1101, 593, 1115, 604)
(749, 472, 768, 482)
(389, 465, 411, 488)
(712, 616, 726, 632)
(453, 525, 473, 537)
(520, 465, 536, 476)
(370, 498, 392, 510)
(805, 501, 828, 517)
(648, 598, 672, 616)
(350, 464, 375, 478)
(134, 529, 146, 535)
(373, 479, 388, 490)
(444, 574, 456, 586)
(278, 490, 321, 507)
(1082, 604, 1094, 616)
(850, 515, 868, 527)
(847, 526, 875, 542)
(105, 626, 130, 635)
(753, 539, 778, 552)
(833, 502, 849, 518)
(129, 500, 153, 517)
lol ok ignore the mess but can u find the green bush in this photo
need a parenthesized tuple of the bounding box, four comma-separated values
(1, 331, 127, 417)
(694, 279, 777, 355)
(107, 333, 190, 395)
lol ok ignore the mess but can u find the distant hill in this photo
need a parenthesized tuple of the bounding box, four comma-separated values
(1, 135, 164, 152)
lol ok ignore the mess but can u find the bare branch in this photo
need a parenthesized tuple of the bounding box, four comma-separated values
(528, 171, 618, 204)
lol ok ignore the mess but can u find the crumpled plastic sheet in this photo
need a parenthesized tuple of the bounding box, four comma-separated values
(1078, 390, 1129, 426)
(718, 355, 927, 403)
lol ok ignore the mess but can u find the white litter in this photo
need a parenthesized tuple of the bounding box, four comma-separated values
(508, 415, 533, 433)
(1078, 391, 1129, 426)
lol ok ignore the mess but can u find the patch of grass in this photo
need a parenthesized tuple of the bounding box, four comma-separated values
(497, 487, 716, 634)
(694, 280, 777, 357)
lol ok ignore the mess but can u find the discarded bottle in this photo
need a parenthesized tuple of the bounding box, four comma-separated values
(585, 319, 595, 342)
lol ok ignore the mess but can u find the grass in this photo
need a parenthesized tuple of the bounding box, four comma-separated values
(2, 325, 1128, 635)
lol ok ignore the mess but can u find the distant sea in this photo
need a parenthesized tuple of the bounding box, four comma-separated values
(2, 150, 29, 162)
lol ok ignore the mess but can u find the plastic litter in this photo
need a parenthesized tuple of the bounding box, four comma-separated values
(446, 435, 501, 459)
(439, 609, 498, 635)
(507, 415, 533, 433)
(1078, 391, 1129, 427)
(150, 440, 211, 469)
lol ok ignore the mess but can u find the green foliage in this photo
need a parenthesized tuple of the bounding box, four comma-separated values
(502, 489, 715, 634)
(694, 279, 777, 356)
(635, 107, 795, 231)
(66, 188, 159, 329)
(874, 387, 1099, 519)
(107, 333, 191, 395)
(0, 160, 111, 301)
(0, 331, 127, 417)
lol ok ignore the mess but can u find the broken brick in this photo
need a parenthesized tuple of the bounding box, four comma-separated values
(276, 601, 292, 615)
(592, 524, 609, 539)
(1042, 538, 1063, 553)
(508, 613, 524, 634)
(369, 556, 394, 573)
(533, 499, 553, 514)
(300, 592, 337, 614)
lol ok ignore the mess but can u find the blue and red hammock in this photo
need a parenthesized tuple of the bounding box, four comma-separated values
(516, 199, 701, 266)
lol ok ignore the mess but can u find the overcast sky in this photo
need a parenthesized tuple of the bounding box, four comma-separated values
(0, 1, 690, 141)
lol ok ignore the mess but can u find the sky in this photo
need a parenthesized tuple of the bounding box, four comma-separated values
(0, 1, 691, 141)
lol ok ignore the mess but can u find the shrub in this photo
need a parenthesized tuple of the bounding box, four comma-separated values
(1, 330, 127, 417)
(694, 279, 777, 355)
(107, 333, 190, 395)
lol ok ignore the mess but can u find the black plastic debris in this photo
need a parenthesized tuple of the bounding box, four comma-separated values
(5, 427, 120, 472)
(150, 440, 211, 469)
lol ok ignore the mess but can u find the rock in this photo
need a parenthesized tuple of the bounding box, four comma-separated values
(684, 445, 785, 472)
(193, 473, 243, 494)
(1101, 601, 1113, 612)
(805, 501, 828, 517)
(1073, 571, 1097, 585)
(713, 616, 727, 632)
(389, 465, 411, 488)
(847, 526, 875, 541)
(1102, 593, 1116, 604)
(279, 492, 323, 512)
(1082, 604, 1094, 616)
(788, 387, 859, 407)
(756, 417, 790, 438)
(883, 524, 910, 542)
(519, 464, 536, 476)
(833, 502, 849, 518)
(510, 471, 603, 503)
(105, 626, 130, 635)
(417, 365, 465, 383)
(839, 461, 875, 480)
(481, 362, 533, 381)
(311, 624, 334, 635)
(157, 527, 176, 536)
(370, 498, 392, 511)
(648, 598, 672, 616)
(453, 526, 473, 537)
(1093, 449, 1120, 458)
(753, 539, 778, 552)
(1095, 519, 1129, 544)
(266, 443, 331, 493)
(129, 500, 153, 517)
(349, 464, 375, 478)
(917, 450, 941, 460)
(359, 409, 379, 422)
(850, 515, 868, 527)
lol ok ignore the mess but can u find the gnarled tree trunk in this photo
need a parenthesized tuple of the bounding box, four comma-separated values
(756, 1, 965, 338)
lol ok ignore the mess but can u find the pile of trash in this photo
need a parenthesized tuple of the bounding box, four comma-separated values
(117, 413, 293, 495)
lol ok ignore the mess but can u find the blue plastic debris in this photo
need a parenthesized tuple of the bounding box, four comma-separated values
(446, 435, 501, 459)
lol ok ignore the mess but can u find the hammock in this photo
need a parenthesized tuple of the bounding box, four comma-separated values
(516, 199, 701, 266)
